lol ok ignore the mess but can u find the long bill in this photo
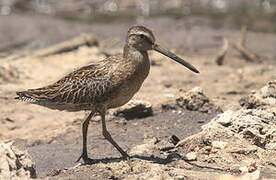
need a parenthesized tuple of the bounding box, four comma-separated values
(153, 43, 200, 73)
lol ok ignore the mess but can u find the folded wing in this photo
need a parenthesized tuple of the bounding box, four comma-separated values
(16, 60, 122, 111)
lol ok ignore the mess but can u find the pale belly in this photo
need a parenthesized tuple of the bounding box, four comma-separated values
(107, 78, 145, 108)
(107, 64, 150, 108)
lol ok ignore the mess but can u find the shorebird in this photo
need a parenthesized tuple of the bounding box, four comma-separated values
(16, 25, 199, 164)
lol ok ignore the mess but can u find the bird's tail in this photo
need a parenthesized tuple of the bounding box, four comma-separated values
(15, 91, 38, 103)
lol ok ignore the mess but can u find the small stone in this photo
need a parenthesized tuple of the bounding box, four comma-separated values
(239, 166, 248, 174)
(241, 169, 260, 180)
(176, 86, 222, 113)
(163, 93, 175, 98)
(217, 110, 234, 126)
(212, 141, 228, 149)
(158, 140, 175, 152)
(170, 135, 180, 145)
(191, 86, 203, 93)
(247, 162, 257, 173)
(175, 175, 185, 180)
(113, 100, 153, 120)
(158, 136, 179, 152)
(46, 169, 61, 176)
(185, 152, 197, 161)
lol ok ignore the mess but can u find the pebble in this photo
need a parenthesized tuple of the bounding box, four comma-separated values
(185, 152, 197, 161)
(212, 141, 228, 149)
(113, 99, 153, 120)
(217, 110, 234, 126)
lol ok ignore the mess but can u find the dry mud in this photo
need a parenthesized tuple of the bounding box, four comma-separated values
(0, 15, 276, 179)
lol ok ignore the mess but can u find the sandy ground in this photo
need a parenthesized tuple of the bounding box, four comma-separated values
(0, 14, 276, 179)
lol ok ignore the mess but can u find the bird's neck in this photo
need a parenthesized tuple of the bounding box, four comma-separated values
(123, 45, 149, 64)
(122, 44, 150, 83)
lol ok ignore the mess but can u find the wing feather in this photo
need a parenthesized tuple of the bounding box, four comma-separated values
(16, 57, 124, 107)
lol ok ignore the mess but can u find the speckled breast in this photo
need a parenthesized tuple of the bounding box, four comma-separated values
(107, 58, 150, 109)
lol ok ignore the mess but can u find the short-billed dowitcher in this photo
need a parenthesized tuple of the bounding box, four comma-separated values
(16, 25, 199, 164)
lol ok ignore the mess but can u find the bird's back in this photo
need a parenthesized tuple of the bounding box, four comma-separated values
(16, 54, 150, 111)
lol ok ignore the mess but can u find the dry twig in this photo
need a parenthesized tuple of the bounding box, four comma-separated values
(1, 34, 98, 61)
(31, 33, 98, 58)
(176, 131, 205, 148)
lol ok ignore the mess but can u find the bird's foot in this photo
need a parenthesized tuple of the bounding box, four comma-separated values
(123, 153, 139, 166)
(122, 154, 141, 171)
(121, 152, 131, 161)
(76, 152, 96, 165)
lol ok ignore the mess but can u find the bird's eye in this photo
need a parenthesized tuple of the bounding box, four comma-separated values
(139, 34, 146, 39)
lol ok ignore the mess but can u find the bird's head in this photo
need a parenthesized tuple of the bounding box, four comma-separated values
(127, 25, 155, 51)
(126, 25, 200, 73)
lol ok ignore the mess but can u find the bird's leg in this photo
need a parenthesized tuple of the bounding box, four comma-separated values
(99, 109, 130, 159)
(76, 110, 95, 164)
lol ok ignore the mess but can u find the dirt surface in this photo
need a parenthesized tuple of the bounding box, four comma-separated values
(29, 111, 217, 177)
(0, 14, 276, 179)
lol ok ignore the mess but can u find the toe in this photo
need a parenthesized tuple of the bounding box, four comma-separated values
(83, 157, 97, 165)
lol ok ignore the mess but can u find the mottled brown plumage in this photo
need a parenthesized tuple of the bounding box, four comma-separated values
(16, 25, 199, 164)
(17, 55, 149, 112)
